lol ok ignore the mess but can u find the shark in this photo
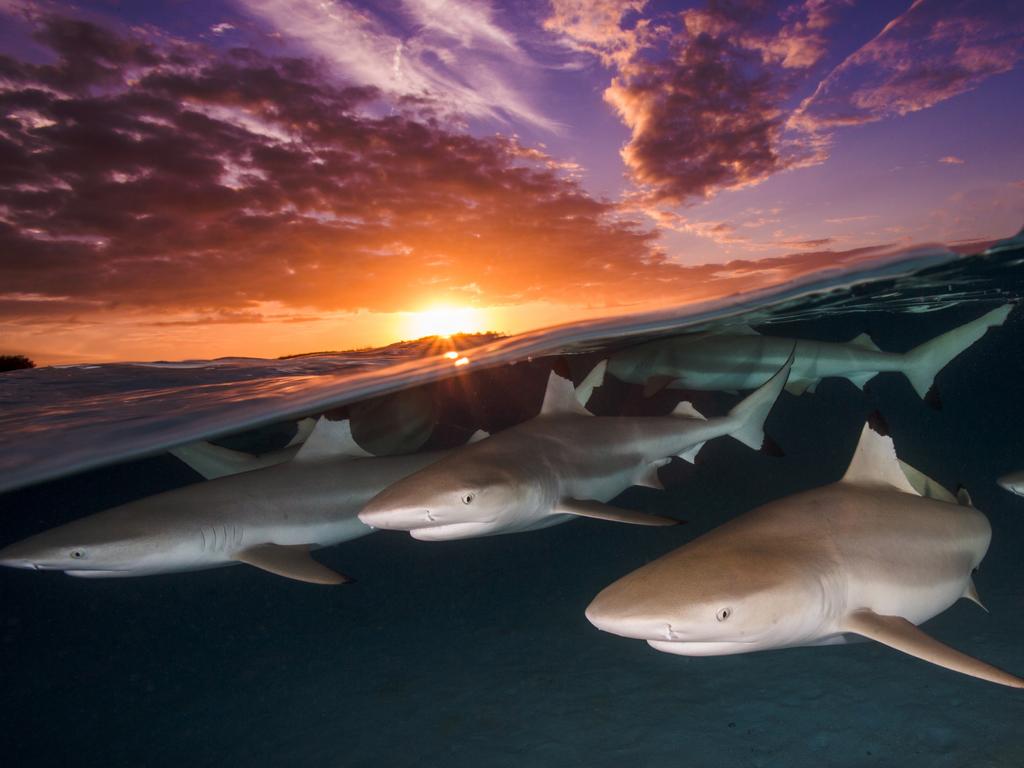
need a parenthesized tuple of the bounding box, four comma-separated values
(586, 423, 1024, 688)
(588, 303, 1012, 398)
(358, 354, 793, 541)
(997, 471, 1024, 498)
(0, 418, 446, 584)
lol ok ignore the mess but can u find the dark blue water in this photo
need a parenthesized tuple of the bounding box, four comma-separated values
(2, 243, 1024, 767)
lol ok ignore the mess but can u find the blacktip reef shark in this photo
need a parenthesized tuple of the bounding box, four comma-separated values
(997, 471, 1024, 498)
(586, 423, 1024, 688)
(0, 418, 446, 584)
(359, 353, 793, 540)
(586, 303, 1012, 399)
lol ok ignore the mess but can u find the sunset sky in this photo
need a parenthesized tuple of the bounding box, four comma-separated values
(1, 0, 1022, 364)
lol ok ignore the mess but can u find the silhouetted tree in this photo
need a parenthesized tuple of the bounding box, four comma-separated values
(0, 355, 35, 372)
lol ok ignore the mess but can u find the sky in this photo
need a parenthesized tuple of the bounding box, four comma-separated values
(0, 0, 1022, 364)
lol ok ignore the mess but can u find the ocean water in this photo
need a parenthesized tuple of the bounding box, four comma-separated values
(2, 238, 1024, 767)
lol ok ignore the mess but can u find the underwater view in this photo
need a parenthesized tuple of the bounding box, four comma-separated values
(3, 238, 1024, 766)
(2, 1, 1024, 766)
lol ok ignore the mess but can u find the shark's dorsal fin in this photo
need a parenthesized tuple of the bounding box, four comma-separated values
(295, 417, 373, 461)
(234, 544, 350, 585)
(540, 371, 591, 417)
(672, 401, 706, 420)
(468, 429, 490, 444)
(898, 460, 957, 503)
(840, 424, 918, 495)
(848, 332, 880, 352)
(576, 360, 607, 405)
(729, 324, 760, 336)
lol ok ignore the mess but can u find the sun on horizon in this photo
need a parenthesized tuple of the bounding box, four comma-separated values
(399, 305, 489, 340)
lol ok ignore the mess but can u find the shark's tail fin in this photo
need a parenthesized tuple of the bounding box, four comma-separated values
(903, 304, 1012, 398)
(726, 347, 793, 450)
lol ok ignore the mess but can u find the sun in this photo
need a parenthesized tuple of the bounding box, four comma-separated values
(402, 305, 485, 339)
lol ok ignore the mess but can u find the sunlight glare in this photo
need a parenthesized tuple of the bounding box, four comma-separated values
(402, 305, 484, 339)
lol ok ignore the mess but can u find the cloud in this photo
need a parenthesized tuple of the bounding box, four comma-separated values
(605, 31, 802, 205)
(0, 15, 672, 321)
(543, 0, 652, 68)
(939, 155, 965, 165)
(792, 0, 1024, 132)
(0, 12, 953, 363)
(234, 0, 558, 130)
(777, 237, 834, 249)
(548, 0, 1021, 207)
(548, 1, 844, 205)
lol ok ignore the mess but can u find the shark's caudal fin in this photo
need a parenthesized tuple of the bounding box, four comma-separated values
(170, 442, 298, 479)
(726, 348, 793, 450)
(902, 304, 1013, 398)
(841, 609, 1023, 688)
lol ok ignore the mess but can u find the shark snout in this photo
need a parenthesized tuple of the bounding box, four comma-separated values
(0, 542, 44, 570)
(359, 503, 435, 531)
(0, 557, 39, 570)
(585, 595, 677, 641)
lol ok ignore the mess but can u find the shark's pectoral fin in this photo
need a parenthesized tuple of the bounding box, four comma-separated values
(840, 609, 1022, 688)
(234, 544, 350, 585)
(557, 499, 680, 527)
(643, 375, 676, 398)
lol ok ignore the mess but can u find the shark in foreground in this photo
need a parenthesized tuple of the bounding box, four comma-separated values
(586, 423, 1023, 688)
(359, 354, 793, 541)
(0, 418, 445, 584)
(997, 471, 1024, 498)
(590, 303, 1012, 398)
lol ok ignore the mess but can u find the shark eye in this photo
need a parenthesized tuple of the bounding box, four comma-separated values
(716, 607, 732, 622)
(69, 550, 85, 560)
(461, 493, 475, 505)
